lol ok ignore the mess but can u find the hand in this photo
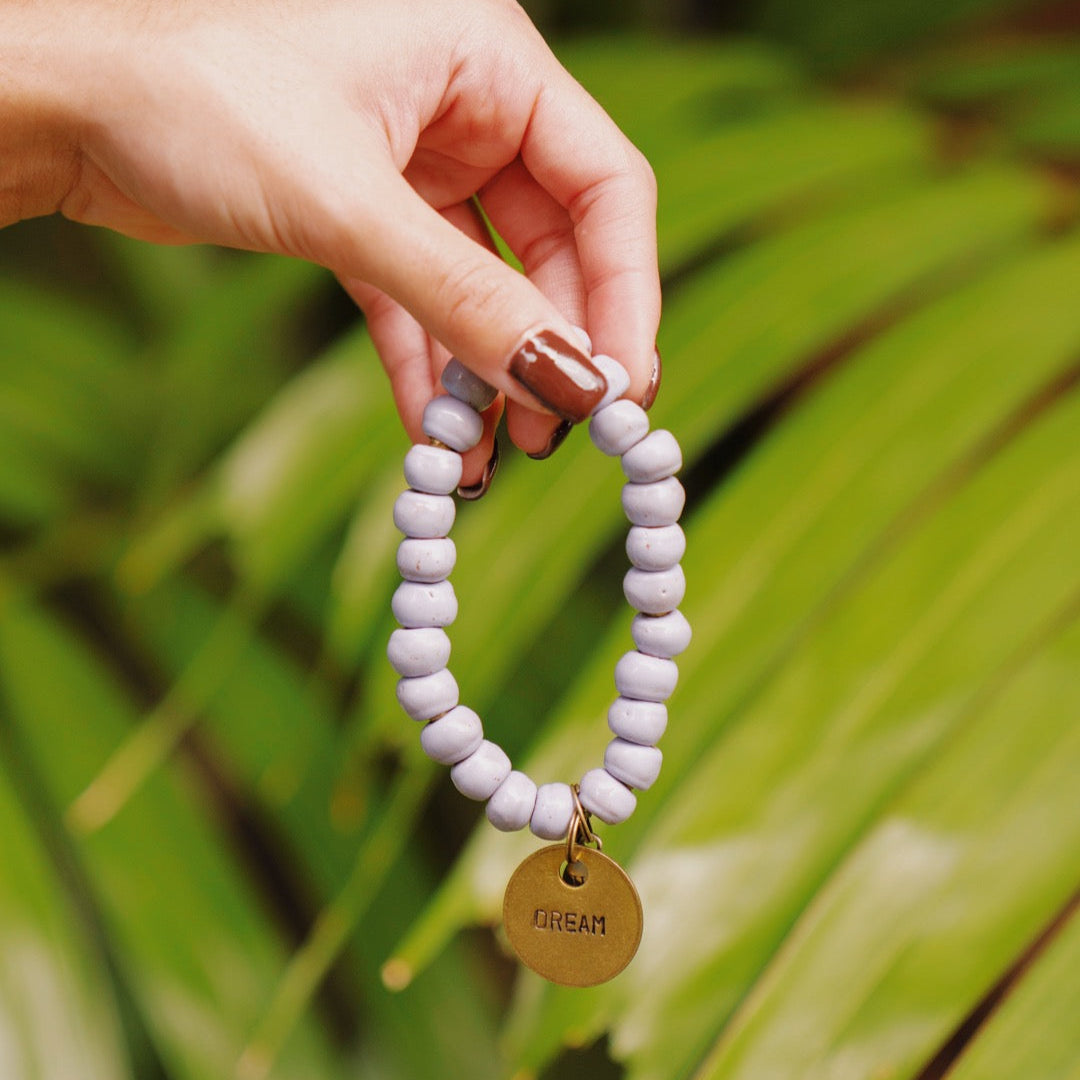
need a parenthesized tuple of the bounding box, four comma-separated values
(2, 0, 660, 482)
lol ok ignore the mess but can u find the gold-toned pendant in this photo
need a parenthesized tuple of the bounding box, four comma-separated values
(503, 794, 642, 986)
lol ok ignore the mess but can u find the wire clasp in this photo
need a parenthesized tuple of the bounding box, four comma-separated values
(563, 784, 602, 886)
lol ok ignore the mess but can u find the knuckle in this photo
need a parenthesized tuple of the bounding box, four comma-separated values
(620, 141, 658, 208)
(518, 223, 570, 274)
(634, 148, 658, 200)
(435, 258, 507, 344)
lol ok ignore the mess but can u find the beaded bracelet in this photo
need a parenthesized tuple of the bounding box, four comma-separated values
(388, 351, 689, 986)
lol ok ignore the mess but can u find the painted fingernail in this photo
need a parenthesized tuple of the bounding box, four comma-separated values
(508, 329, 607, 423)
(457, 438, 500, 501)
(641, 347, 662, 412)
(527, 419, 573, 460)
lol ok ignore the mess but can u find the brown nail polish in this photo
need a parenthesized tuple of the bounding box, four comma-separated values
(641, 347, 662, 412)
(457, 438, 500, 501)
(508, 329, 607, 423)
(527, 419, 573, 460)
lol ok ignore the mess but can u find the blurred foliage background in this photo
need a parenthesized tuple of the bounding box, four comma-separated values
(1, 1, 1079, 1078)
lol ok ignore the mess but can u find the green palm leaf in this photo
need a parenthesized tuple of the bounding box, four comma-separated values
(1, 23, 1078, 1080)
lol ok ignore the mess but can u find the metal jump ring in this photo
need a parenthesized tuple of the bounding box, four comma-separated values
(566, 783, 602, 867)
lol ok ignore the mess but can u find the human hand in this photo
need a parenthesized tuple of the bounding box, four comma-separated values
(3, 0, 660, 483)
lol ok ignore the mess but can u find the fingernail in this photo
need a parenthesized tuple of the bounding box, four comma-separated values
(527, 419, 573, 460)
(641, 347, 662, 412)
(457, 438, 500, 501)
(571, 325, 593, 354)
(509, 329, 607, 423)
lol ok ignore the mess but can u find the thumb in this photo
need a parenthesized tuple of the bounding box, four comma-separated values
(340, 167, 608, 424)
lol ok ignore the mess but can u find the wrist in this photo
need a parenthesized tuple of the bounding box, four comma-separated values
(0, 5, 87, 226)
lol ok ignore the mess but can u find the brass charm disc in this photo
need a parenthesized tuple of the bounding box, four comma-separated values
(503, 845, 643, 986)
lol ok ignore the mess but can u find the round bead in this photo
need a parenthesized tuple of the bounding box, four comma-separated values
(604, 738, 663, 790)
(614, 651, 679, 702)
(622, 429, 678, 486)
(589, 400, 650, 456)
(589, 354, 632, 414)
(422, 395, 484, 452)
(623, 565, 686, 616)
(420, 705, 483, 765)
(530, 782, 575, 840)
(621, 429, 683, 483)
(396, 538, 456, 584)
(391, 373, 689, 831)
(441, 359, 498, 412)
(579, 768, 636, 825)
(451, 740, 512, 800)
(395, 669, 459, 722)
(393, 490, 456, 539)
(403, 444, 463, 494)
(608, 697, 668, 745)
(631, 610, 692, 659)
(391, 580, 458, 628)
(486, 771, 538, 832)
(626, 524, 686, 571)
(387, 627, 452, 677)
(622, 477, 686, 527)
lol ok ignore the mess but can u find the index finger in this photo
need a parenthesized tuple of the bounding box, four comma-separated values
(520, 66, 661, 402)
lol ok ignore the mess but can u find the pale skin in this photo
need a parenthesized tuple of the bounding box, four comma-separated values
(1, 0, 661, 483)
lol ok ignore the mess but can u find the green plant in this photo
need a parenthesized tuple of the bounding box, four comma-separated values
(1, 26, 1078, 1080)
